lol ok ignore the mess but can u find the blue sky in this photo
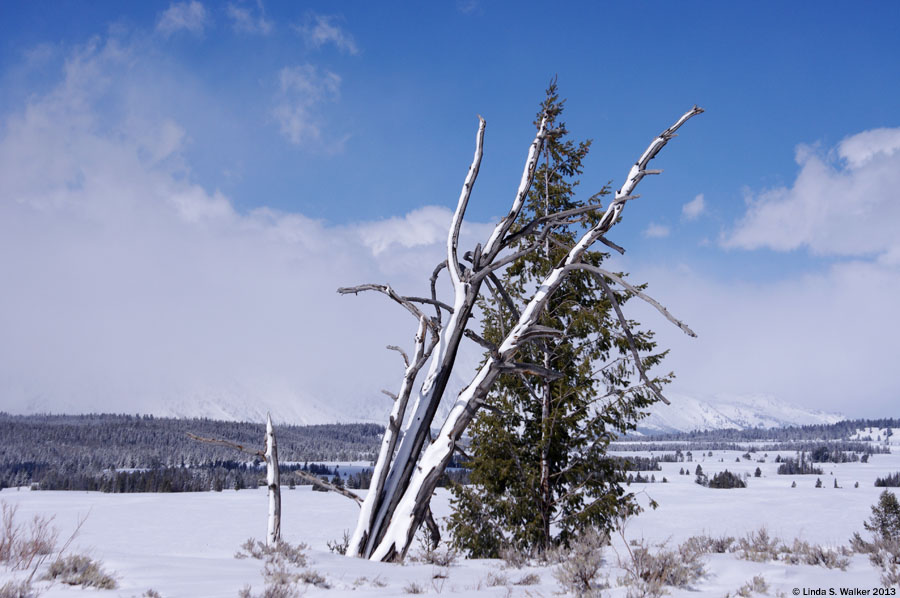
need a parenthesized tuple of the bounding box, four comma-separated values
(0, 2, 898, 420)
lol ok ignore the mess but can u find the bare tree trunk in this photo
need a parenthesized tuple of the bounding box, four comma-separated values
(189, 415, 362, 547)
(343, 106, 703, 561)
(539, 164, 552, 552)
(540, 378, 552, 551)
(265, 413, 281, 546)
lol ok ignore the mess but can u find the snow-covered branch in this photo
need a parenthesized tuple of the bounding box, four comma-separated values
(567, 264, 696, 337)
(342, 105, 702, 561)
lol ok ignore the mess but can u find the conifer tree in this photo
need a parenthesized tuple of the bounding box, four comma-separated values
(864, 490, 900, 541)
(447, 83, 668, 557)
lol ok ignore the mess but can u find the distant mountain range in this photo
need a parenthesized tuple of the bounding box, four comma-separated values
(635, 393, 845, 435)
(154, 390, 844, 436)
(9, 381, 846, 435)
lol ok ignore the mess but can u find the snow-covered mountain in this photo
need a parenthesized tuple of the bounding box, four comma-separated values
(8, 375, 844, 434)
(636, 393, 845, 435)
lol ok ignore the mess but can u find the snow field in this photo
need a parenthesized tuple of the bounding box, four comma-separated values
(0, 446, 897, 597)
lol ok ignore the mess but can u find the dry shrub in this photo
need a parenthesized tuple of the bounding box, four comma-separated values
(0, 503, 58, 571)
(617, 537, 705, 598)
(238, 581, 300, 598)
(681, 534, 734, 554)
(235, 538, 308, 568)
(514, 573, 540, 586)
(733, 528, 780, 562)
(0, 580, 37, 598)
(780, 539, 849, 570)
(499, 545, 529, 569)
(236, 537, 326, 596)
(403, 581, 425, 594)
(484, 570, 509, 587)
(418, 544, 457, 567)
(725, 575, 769, 598)
(297, 569, 328, 589)
(731, 528, 849, 570)
(41, 554, 117, 589)
(326, 530, 350, 555)
(553, 528, 608, 598)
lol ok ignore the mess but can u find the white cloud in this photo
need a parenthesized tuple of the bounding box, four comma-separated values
(226, 1, 273, 35)
(273, 64, 344, 148)
(357, 206, 492, 256)
(681, 193, 705, 221)
(0, 38, 485, 423)
(624, 259, 900, 416)
(295, 15, 359, 55)
(837, 127, 900, 168)
(643, 222, 670, 238)
(157, 1, 209, 36)
(723, 127, 900, 260)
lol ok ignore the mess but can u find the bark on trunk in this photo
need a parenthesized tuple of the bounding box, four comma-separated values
(265, 413, 281, 546)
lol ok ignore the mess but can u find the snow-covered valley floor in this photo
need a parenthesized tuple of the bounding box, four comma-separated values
(2, 446, 898, 597)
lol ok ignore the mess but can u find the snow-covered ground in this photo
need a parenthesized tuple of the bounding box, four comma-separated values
(1, 446, 898, 597)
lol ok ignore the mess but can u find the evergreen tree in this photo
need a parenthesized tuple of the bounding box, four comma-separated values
(864, 490, 900, 541)
(448, 83, 667, 557)
(707, 470, 745, 489)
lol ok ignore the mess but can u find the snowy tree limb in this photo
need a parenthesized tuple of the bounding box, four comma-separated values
(448, 117, 486, 286)
(591, 272, 670, 405)
(386, 345, 410, 368)
(348, 316, 431, 556)
(567, 264, 696, 337)
(599, 236, 626, 255)
(481, 117, 549, 260)
(337, 284, 438, 333)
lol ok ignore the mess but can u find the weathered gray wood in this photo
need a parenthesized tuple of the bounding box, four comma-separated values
(265, 413, 281, 545)
(343, 106, 702, 561)
(189, 418, 362, 548)
(592, 272, 670, 406)
(569, 264, 696, 337)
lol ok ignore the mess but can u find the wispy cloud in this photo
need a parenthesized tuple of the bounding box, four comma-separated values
(272, 64, 344, 149)
(157, 1, 209, 36)
(723, 127, 900, 263)
(643, 222, 670, 238)
(681, 193, 705, 221)
(226, 0, 272, 35)
(295, 14, 359, 55)
(456, 0, 481, 15)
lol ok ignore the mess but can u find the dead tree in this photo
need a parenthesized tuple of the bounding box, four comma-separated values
(340, 105, 703, 561)
(264, 415, 280, 544)
(188, 413, 362, 546)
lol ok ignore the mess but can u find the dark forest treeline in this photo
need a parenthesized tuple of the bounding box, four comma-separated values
(631, 418, 899, 443)
(0, 413, 383, 492)
(0, 412, 383, 465)
(610, 439, 889, 455)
